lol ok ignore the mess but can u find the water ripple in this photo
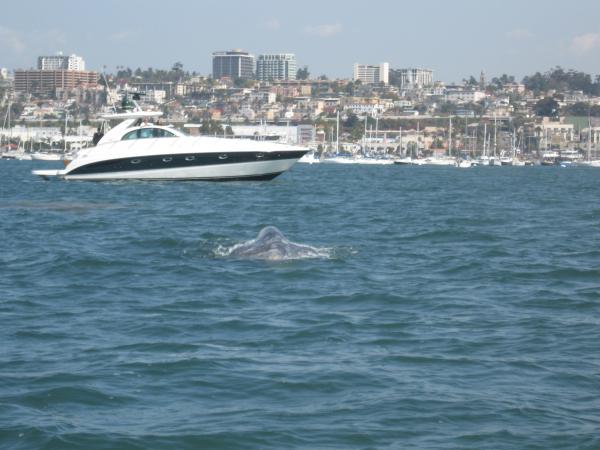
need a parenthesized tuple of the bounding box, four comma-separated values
(2, 162, 600, 449)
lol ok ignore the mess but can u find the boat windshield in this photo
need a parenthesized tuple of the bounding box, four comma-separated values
(122, 127, 176, 140)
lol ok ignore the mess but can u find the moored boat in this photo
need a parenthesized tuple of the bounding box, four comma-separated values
(33, 108, 308, 181)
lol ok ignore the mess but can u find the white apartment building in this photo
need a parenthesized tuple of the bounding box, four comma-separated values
(230, 124, 314, 144)
(582, 126, 600, 151)
(0, 125, 62, 141)
(397, 68, 433, 88)
(256, 54, 297, 81)
(353, 63, 389, 85)
(38, 53, 86, 71)
(538, 118, 575, 148)
(345, 103, 387, 116)
(393, 100, 414, 108)
(445, 89, 487, 103)
(144, 89, 166, 104)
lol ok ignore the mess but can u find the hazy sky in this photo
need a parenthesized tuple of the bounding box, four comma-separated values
(2, 0, 600, 82)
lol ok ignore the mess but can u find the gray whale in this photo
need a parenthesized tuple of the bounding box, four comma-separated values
(227, 226, 324, 261)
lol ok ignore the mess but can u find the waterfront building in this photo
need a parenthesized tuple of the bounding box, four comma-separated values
(229, 124, 314, 144)
(353, 63, 389, 85)
(582, 126, 600, 152)
(0, 125, 62, 141)
(38, 53, 85, 71)
(395, 68, 434, 89)
(538, 117, 575, 150)
(14, 69, 98, 96)
(256, 54, 297, 81)
(212, 49, 255, 80)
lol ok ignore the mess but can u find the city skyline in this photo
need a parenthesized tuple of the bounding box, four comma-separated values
(2, 0, 600, 82)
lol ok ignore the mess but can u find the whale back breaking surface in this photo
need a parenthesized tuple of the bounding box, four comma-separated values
(222, 226, 328, 261)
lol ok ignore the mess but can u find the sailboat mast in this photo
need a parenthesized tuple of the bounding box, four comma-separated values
(399, 127, 403, 156)
(336, 110, 339, 155)
(448, 116, 452, 157)
(483, 122, 487, 157)
(493, 114, 497, 157)
(512, 129, 516, 159)
(588, 115, 592, 162)
(416, 121, 420, 157)
(8, 96, 11, 146)
(375, 114, 379, 155)
(465, 117, 468, 156)
(363, 116, 367, 154)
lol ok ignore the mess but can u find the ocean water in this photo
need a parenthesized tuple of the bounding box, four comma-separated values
(1, 161, 600, 449)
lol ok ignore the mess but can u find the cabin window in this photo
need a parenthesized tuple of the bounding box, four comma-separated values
(122, 128, 176, 141)
(139, 128, 154, 139)
(152, 128, 175, 138)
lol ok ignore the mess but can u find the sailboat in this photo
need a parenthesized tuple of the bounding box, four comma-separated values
(1, 97, 18, 159)
(321, 111, 355, 163)
(421, 117, 456, 166)
(31, 112, 68, 161)
(489, 115, 501, 166)
(477, 122, 491, 166)
(580, 116, 600, 167)
(500, 129, 515, 165)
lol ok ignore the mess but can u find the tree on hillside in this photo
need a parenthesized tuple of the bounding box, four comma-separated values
(523, 67, 599, 95)
(297, 66, 310, 80)
(534, 97, 559, 117)
(464, 76, 478, 86)
(491, 74, 516, 89)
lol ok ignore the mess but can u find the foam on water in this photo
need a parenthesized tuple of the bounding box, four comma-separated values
(215, 226, 332, 261)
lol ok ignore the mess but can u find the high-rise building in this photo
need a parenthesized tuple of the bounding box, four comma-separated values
(256, 53, 297, 81)
(38, 52, 86, 71)
(353, 63, 389, 85)
(395, 68, 433, 89)
(212, 49, 255, 80)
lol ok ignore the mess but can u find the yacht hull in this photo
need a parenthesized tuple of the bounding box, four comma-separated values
(62, 151, 306, 181)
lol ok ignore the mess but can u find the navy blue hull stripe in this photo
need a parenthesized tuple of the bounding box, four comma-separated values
(68, 171, 285, 182)
(68, 150, 308, 175)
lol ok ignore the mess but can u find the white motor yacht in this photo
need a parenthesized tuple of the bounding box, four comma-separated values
(455, 159, 473, 168)
(31, 152, 63, 161)
(33, 108, 308, 181)
(423, 156, 456, 166)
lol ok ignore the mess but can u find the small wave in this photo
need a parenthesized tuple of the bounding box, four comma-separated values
(8, 386, 132, 408)
(214, 242, 332, 261)
(0, 200, 123, 212)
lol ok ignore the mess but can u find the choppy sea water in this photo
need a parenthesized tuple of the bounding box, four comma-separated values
(1, 161, 600, 449)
